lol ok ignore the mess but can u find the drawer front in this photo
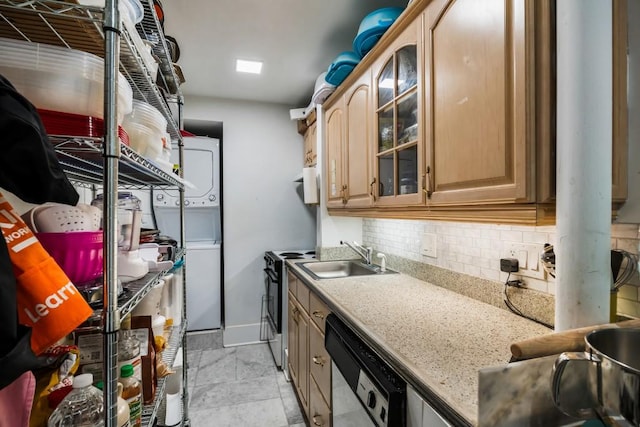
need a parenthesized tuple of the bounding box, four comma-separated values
(309, 321, 331, 405)
(287, 270, 298, 298)
(309, 291, 330, 333)
(309, 376, 332, 427)
(297, 279, 310, 314)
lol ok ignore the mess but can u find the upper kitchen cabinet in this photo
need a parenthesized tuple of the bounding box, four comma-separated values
(533, 0, 627, 216)
(321, 0, 627, 224)
(325, 70, 374, 208)
(303, 110, 318, 167)
(372, 18, 424, 207)
(325, 96, 346, 208)
(423, 0, 534, 207)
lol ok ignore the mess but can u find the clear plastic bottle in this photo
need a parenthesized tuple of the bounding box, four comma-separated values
(119, 364, 142, 427)
(47, 373, 104, 427)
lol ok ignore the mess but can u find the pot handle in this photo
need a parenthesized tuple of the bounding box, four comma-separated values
(551, 351, 599, 419)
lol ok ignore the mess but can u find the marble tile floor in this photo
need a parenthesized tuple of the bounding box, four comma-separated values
(183, 330, 306, 427)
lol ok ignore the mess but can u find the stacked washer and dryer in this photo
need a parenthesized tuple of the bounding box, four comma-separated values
(152, 136, 222, 331)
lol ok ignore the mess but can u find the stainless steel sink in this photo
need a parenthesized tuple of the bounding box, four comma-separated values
(298, 260, 395, 280)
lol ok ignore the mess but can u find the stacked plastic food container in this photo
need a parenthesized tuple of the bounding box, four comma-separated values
(122, 99, 172, 169)
(0, 37, 133, 123)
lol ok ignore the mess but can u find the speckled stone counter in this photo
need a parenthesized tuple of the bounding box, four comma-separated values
(286, 259, 553, 426)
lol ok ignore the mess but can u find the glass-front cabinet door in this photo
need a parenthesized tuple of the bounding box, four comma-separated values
(374, 43, 422, 205)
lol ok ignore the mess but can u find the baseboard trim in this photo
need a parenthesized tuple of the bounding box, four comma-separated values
(222, 323, 263, 347)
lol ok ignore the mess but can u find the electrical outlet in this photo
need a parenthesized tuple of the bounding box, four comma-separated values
(421, 233, 437, 258)
(504, 243, 546, 280)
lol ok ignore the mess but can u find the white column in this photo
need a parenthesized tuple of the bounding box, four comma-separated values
(555, 0, 613, 330)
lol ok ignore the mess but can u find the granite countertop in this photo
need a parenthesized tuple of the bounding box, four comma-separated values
(286, 259, 553, 426)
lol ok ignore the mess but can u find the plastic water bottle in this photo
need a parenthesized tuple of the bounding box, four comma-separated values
(47, 373, 104, 427)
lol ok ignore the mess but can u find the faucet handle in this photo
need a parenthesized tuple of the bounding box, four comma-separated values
(377, 253, 387, 272)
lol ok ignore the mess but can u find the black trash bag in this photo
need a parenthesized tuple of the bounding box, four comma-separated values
(0, 74, 79, 205)
(0, 74, 80, 389)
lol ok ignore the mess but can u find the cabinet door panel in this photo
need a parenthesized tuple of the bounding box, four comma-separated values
(326, 102, 346, 208)
(372, 18, 424, 206)
(287, 295, 298, 386)
(309, 292, 330, 334)
(345, 76, 372, 208)
(427, 0, 532, 204)
(298, 308, 310, 417)
(304, 122, 317, 167)
(309, 376, 332, 427)
(309, 322, 331, 405)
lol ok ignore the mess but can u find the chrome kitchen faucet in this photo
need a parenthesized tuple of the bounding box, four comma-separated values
(340, 240, 373, 265)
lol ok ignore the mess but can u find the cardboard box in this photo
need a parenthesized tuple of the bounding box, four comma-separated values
(131, 315, 157, 404)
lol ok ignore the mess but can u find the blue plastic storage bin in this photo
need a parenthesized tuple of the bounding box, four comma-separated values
(353, 7, 405, 57)
(325, 51, 361, 86)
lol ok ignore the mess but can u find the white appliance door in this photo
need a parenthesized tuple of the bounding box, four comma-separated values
(185, 241, 221, 331)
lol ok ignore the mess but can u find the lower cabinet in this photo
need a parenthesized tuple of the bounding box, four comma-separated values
(288, 292, 309, 416)
(287, 269, 332, 425)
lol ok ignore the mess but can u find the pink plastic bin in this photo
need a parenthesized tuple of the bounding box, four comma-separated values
(36, 231, 103, 285)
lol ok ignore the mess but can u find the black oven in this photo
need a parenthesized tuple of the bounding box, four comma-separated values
(263, 252, 282, 334)
(263, 250, 315, 369)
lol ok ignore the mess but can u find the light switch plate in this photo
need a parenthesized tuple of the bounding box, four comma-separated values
(421, 233, 437, 258)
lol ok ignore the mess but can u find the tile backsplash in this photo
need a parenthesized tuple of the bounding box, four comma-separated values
(360, 218, 640, 319)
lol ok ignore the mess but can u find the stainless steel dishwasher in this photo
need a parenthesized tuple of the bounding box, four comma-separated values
(325, 313, 406, 427)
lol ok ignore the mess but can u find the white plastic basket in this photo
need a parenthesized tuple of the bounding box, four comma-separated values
(23, 203, 102, 233)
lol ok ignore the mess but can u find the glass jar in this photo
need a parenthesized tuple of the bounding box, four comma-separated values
(118, 328, 142, 382)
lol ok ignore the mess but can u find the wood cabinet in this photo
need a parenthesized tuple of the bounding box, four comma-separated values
(287, 271, 309, 417)
(325, 71, 373, 208)
(325, 98, 346, 208)
(287, 269, 332, 425)
(371, 17, 423, 206)
(320, 0, 628, 224)
(424, 0, 533, 206)
(304, 112, 318, 167)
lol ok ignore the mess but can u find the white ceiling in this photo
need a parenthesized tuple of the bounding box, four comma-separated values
(161, 0, 409, 108)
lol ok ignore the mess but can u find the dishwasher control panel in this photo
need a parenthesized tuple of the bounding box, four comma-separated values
(357, 369, 389, 426)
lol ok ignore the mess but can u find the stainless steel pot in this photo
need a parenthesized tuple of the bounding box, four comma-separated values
(551, 327, 640, 426)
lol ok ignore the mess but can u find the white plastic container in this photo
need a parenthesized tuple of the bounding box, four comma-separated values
(124, 100, 167, 135)
(122, 122, 163, 160)
(0, 37, 133, 123)
(132, 280, 165, 317)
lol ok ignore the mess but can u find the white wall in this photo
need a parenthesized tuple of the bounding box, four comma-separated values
(184, 95, 316, 345)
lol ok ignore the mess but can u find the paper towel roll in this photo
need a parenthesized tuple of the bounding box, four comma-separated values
(164, 392, 182, 426)
(302, 167, 318, 205)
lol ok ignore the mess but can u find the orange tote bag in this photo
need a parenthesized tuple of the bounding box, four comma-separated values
(0, 193, 93, 355)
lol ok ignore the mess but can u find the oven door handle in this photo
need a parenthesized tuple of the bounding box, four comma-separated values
(263, 268, 278, 282)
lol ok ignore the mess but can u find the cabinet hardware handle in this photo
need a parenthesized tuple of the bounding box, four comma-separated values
(312, 415, 323, 426)
(369, 178, 377, 201)
(341, 184, 348, 204)
(313, 356, 324, 366)
(424, 166, 433, 198)
(312, 310, 324, 319)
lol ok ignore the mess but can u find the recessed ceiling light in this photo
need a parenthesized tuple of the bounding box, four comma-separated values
(236, 59, 263, 74)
